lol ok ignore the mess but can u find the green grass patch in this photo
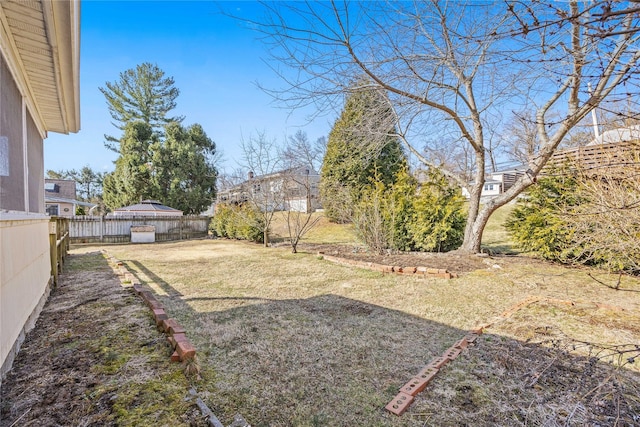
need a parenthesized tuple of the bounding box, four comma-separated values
(481, 203, 517, 254)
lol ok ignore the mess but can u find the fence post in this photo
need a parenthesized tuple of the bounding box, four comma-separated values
(58, 217, 69, 269)
(49, 218, 58, 286)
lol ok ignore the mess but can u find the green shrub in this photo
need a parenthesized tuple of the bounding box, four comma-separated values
(507, 166, 640, 274)
(354, 168, 466, 253)
(209, 204, 264, 243)
(408, 170, 466, 252)
(236, 205, 265, 243)
(505, 172, 581, 261)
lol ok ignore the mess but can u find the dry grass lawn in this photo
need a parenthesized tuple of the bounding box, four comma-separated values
(78, 233, 640, 426)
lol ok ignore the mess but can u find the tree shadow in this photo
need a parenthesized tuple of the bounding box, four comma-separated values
(121, 257, 640, 427)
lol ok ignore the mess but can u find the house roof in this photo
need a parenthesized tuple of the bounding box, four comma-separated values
(44, 195, 96, 208)
(114, 200, 182, 214)
(253, 166, 319, 182)
(0, 0, 80, 134)
(220, 166, 319, 195)
(44, 179, 77, 199)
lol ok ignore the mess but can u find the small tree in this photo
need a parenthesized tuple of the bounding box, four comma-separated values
(239, 131, 284, 247)
(352, 180, 392, 255)
(277, 131, 325, 252)
(283, 208, 320, 254)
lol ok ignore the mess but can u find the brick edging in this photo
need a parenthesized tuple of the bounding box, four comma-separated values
(318, 252, 457, 279)
(385, 294, 583, 416)
(385, 332, 479, 415)
(104, 251, 196, 363)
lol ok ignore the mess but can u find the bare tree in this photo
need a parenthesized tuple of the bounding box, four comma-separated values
(278, 132, 323, 252)
(502, 111, 542, 165)
(240, 0, 640, 253)
(283, 210, 320, 253)
(216, 167, 247, 193)
(280, 130, 326, 173)
(240, 131, 284, 247)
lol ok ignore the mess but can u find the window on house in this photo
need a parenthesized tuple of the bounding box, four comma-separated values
(27, 109, 44, 213)
(0, 53, 25, 211)
(0, 52, 44, 214)
(45, 204, 59, 216)
(484, 184, 494, 191)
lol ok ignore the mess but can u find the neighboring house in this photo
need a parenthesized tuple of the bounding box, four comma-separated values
(44, 178, 96, 217)
(0, 0, 80, 381)
(110, 200, 183, 217)
(461, 169, 525, 200)
(216, 167, 321, 213)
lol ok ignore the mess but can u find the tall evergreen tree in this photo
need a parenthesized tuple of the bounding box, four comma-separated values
(103, 121, 217, 214)
(320, 83, 406, 222)
(152, 122, 218, 214)
(100, 62, 184, 151)
(103, 121, 157, 209)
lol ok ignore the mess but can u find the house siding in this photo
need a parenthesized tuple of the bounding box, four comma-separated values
(0, 0, 79, 381)
(0, 52, 25, 211)
(0, 219, 51, 379)
(0, 48, 50, 379)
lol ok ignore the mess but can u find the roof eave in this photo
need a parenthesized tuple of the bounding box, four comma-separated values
(42, 0, 80, 134)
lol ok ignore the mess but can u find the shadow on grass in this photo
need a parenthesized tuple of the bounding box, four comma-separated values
(0, 251, 202, 427)
(117, 255, 640, 427)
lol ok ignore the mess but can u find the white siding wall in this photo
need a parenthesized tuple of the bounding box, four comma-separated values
(0, 218, 50, 377)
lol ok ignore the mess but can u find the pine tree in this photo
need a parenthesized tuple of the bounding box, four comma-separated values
(100, 62, 184, 151)
(152, 122, 218, 214)
(103, 121, 156, 209)
(103, 121, 218, 214)
(320, 83, 406, 222)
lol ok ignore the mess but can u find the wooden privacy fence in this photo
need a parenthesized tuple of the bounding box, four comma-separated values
(69, 215, 210, 243)
(49, 217, 70, 285)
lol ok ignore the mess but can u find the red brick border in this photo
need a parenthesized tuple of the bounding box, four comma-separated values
(385, 331, 480, 416)
(106, 253, 196, 362)
(318, 252, 457, 279)
(385, 294, 592, 416)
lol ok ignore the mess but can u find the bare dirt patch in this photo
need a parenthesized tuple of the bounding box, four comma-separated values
(0, 251, 204, 426)
(298, 242, 498, 273)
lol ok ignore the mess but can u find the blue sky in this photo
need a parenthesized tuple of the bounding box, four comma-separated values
(44, 1, 335, 174)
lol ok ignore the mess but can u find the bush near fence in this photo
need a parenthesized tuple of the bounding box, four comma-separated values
(68, 215, 210, 243)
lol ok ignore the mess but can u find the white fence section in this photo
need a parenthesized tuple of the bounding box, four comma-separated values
(69, 215, 210, 243)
